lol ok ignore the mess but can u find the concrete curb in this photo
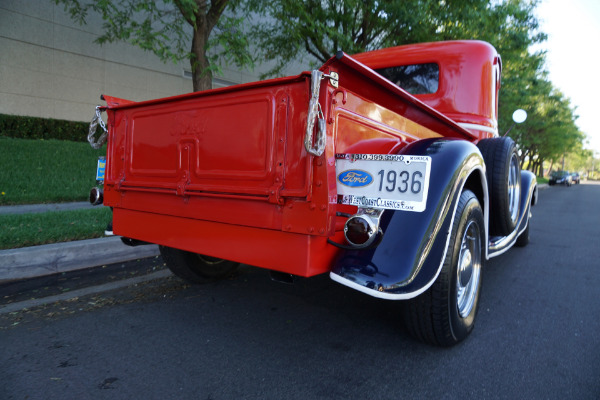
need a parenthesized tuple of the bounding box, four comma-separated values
(0, 237, 160, 283)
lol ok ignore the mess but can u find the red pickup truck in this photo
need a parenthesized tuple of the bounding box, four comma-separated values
(89, 40, 537, 346)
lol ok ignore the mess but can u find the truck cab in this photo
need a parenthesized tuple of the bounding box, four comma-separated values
(354, 40, 502, 140)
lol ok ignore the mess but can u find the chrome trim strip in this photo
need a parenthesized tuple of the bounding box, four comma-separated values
(458, 122, 498, 135)
(329, 271, 426, 300)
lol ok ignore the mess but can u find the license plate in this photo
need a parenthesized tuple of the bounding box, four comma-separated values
(335, 154, 431, 212)
(96, 157, 106, 182)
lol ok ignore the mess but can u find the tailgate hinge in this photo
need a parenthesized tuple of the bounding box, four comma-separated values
(176, 171, 190, 197)
(268, 180, 284, 205)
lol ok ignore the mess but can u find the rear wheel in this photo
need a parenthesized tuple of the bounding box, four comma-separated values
(159, 246, 239, 284)
(403, 190, 485, 346)
(478, 137, 521, 236)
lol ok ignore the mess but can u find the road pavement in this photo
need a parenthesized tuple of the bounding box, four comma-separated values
(0, 182, 598, 399)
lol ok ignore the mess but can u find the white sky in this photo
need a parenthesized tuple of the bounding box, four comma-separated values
(534, 0, 600, 155)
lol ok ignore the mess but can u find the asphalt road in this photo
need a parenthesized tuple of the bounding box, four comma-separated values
(1, 182, 599, 400)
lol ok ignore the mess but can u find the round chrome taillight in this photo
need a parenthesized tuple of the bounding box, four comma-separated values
(344, 214, 378, 248)
(89, 187, 103, 205)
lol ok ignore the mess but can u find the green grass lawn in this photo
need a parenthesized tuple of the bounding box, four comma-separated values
(0, 137, 105, 205)
(0, 137, 109, 248)
(0, 207, 112, 250)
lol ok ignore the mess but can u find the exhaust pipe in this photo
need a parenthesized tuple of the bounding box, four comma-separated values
(120, 237, 152, 247)
(89, 187, 103, 206)
(270, 270, 296, 284)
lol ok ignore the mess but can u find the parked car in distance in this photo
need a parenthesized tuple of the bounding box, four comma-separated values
(571, 172, 580, 184)
(549, 170, 573, 186)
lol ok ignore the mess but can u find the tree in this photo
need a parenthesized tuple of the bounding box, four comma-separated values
(498, 47, 584, 174)
(513, 84, 584, 175)
(53, 0, 253, 91)
(245, 0, 545, 78)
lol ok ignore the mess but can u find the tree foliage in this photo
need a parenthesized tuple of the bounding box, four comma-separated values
(246, 0, 585, 174)
(53, 0, 254, 91)
(246, 0, 544, 76)
(500, 48, 585, 174)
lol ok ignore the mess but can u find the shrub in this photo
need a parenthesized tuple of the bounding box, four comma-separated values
(0, 114, 89, 142)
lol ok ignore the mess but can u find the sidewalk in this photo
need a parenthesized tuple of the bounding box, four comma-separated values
(0, 201, 94, 215)
(0, 202, 160, 283)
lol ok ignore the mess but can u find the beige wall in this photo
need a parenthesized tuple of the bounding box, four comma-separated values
(0, 1, 303, 122)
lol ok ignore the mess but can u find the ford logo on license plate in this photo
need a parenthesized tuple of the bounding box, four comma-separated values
(338, 170, 374, 187)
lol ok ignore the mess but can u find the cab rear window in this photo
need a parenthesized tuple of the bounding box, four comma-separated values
(376, 63, 439, 95)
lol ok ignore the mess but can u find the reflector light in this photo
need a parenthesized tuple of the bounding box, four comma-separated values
(89, 187, 103, 206)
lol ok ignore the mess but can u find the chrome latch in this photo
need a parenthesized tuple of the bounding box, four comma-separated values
(323, 71, 339, 88)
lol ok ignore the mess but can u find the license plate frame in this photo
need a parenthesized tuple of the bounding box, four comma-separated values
(335, 154, 432, 212)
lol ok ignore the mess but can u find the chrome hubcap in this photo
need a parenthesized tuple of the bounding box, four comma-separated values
(458, 248, 473, 287)
(456, 220, 482, 318)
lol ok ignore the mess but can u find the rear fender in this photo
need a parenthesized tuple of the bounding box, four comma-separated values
(330, 139, 488, 299)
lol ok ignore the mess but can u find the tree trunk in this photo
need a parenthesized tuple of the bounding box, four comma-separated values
(190, 20, 212, 92)
(547, 160, 554, 176)
(521, 149, 529, 170)
(186, 0, 229, 92)
(536, 160, 541, 176)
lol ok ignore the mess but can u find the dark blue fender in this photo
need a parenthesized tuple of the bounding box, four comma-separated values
(330, 138, 488, 299)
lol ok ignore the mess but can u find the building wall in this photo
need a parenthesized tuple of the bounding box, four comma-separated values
(0, 0, 304, 122)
